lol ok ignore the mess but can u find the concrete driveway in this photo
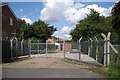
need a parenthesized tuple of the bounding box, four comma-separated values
(2, 52, 104, 78)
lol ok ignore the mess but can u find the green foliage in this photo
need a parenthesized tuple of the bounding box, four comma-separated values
(31, 37, 39, 43)
(16, 19, 29, 40)
(17, 19, 56, 42)
(70, 9, 118, 41)
(107, 63, 120, 78)
(112, 1, 120, 39)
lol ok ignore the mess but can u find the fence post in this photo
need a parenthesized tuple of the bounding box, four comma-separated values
(10, 39, 13, 60)
(101, 32, 111, 66)
(63, 40, 65, 59)
(21, 39, 24, 57)
(15, 37, 18, 58)
(29, 39, 31, 57)
(107, 32, 111, 65)
(37, 40, 39, 56)
(95, 37, 98, 61)
(101, 33, 107, 66)
(88, 38, 93, 56)
(78, 37, 82, 61)
(46, 40, 48, 55)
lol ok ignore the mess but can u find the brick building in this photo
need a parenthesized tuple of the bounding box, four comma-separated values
(1, 3, 18, 40)
(48, 36, 64, 51)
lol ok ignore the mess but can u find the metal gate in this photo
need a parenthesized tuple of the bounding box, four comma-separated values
(29, 40, 63, 58)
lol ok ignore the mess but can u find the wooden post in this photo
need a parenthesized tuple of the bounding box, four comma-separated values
(78, 37, 82, 61)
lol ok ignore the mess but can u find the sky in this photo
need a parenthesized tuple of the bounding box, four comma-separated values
(8, 0, 115, 40)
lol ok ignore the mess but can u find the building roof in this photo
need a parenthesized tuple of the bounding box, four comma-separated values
(1, 2, 18, 20)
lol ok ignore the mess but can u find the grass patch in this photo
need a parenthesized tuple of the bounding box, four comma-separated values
(64, 58, 120, 79)
(65, 59, 115, 78)
(106, 63, 120, 78)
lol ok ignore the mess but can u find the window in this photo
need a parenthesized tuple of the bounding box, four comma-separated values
(10, 18, 13, 26)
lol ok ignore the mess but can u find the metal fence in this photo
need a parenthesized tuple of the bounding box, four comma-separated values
(64, 41, 80, 61)
(2, 39, 29, 62)
(64, 40, 120, 66)
(30, 42, 57, 55)
(89, 40, 104, 64)
(110, 41, 120, 64)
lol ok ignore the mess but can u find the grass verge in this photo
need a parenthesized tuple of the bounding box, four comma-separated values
(64, 58, 119, 79)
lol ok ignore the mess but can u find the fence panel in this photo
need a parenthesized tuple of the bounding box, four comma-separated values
(64, 41, 80, 61)
(90, 41, 96, 60)
(17, 41, 22, 56)
(39, 43, 46, 54)
(81, 41, 89, 54)
(2, 39, 30, 62)
(2, 40, 11, 61)
(23, 40, 29, 56)
(97, 40, 104, 64)
(90, 40, 105, 64)
(12, 40, 17, 58)
(47, 43, 56, 53)
(110, 40, 120, 63)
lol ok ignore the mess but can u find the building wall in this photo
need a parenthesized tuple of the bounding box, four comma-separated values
(48, 38, 54, 43)
(2, 5, 18, 40)
(64, 42, 72, 52)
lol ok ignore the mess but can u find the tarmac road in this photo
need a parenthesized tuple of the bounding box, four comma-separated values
(2, 53, 104, 78)
(2, 68, 103, 78)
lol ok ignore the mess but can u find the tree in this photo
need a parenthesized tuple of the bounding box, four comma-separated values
(112, 1, 120, 39)
(70, 9, 118, 41)
(16, 19, 29, 40)
(23, 20, 56, 42)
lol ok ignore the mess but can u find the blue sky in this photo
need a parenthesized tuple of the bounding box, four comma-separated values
(8, 1, 115, 39)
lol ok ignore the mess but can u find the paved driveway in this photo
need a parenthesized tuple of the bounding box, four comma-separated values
(2, 52, 103, 78)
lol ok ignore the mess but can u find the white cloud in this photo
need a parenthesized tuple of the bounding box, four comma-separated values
(64, 34, 71, 38)
(21, 17, 33, 25)
(16, 8, 23, 12)
(61, 26, 72, 34)
(53, 26, 72, 35)
(86, 4, 112, 17)
(40, 0, 113, 24)
(20, 9, 23, 12)
(73, 2, 85, 9)
(116, 0, 120, 3)
(53, 26, 72, 40)
(41, 0, 113, 39)
(40, 0, 74, 22)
